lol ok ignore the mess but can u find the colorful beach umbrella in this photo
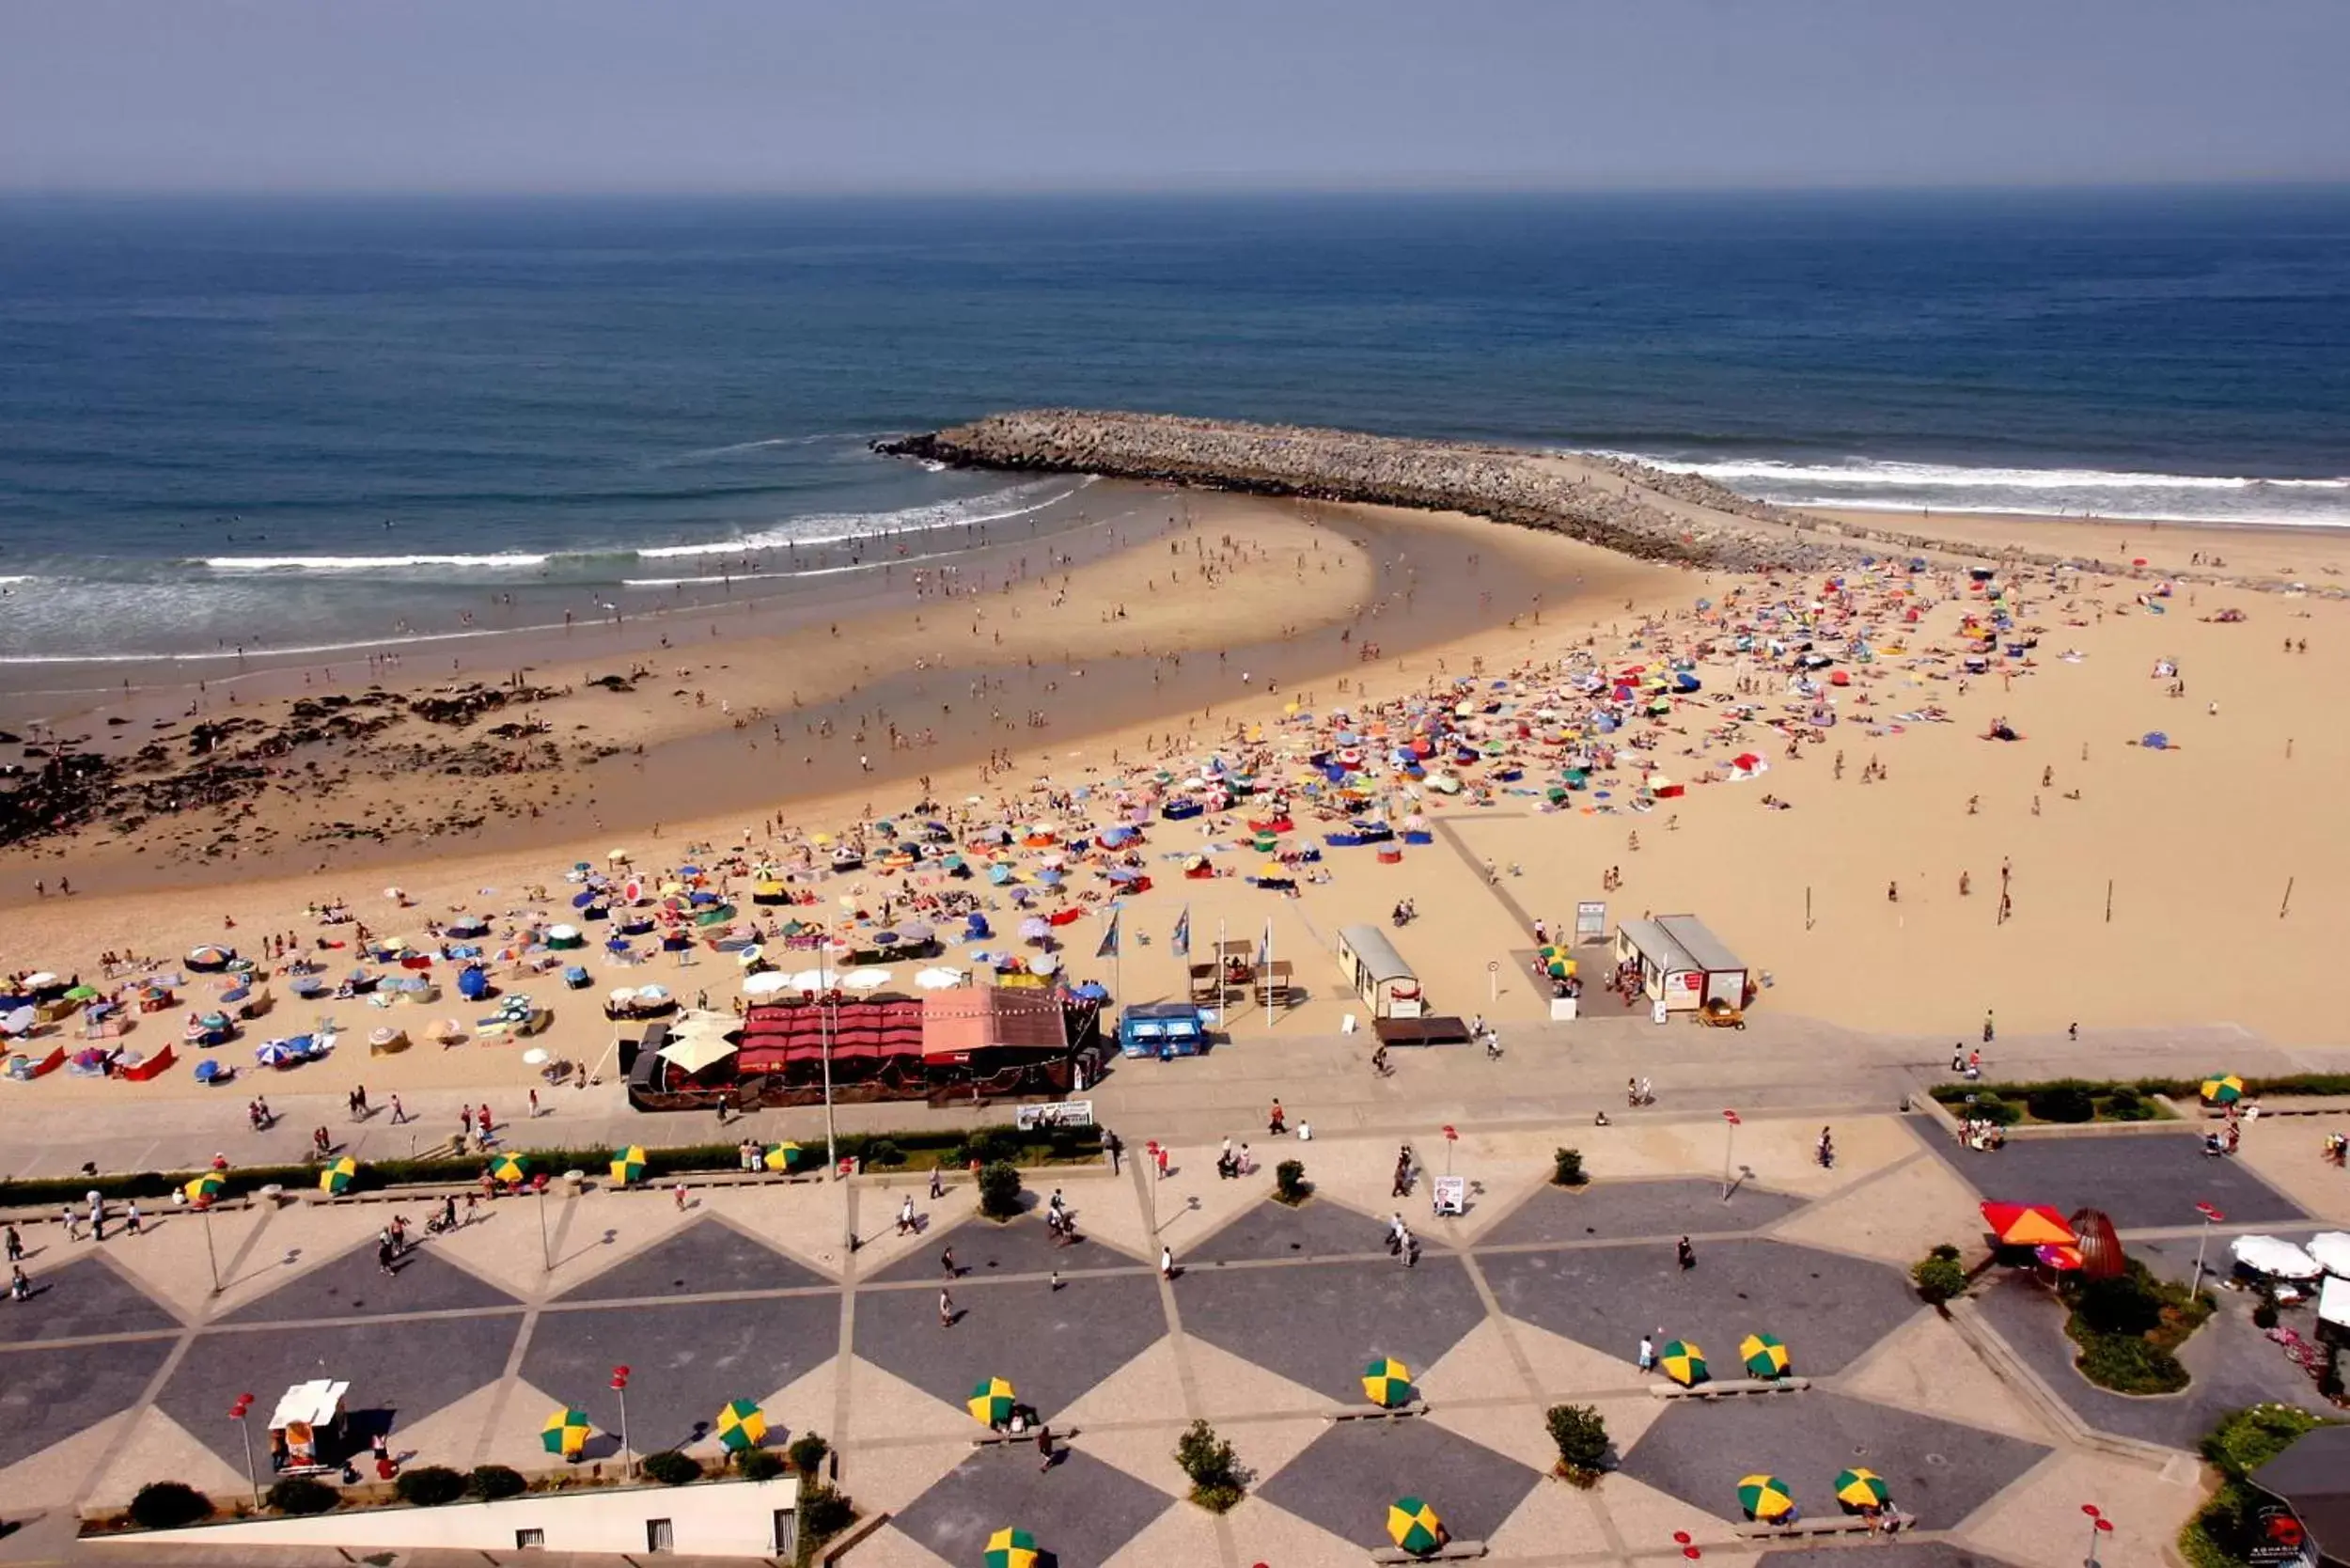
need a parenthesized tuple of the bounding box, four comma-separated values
(1386, 1497, 1445, 1554)
(1739, 1332, 1791, 1379)
(1738, 1474, 1794, 1520)
(1836, 1467, 1891, 1509)
(2200, 1074, 2245, 1105)
(762, 1141, 804, 1172)
(183, 1171, 226, 1204)
(1979, 1201, 2076, 1247)
(540, 1406, 590, 1458)
(983, 1527, 1039, 1568)
(714, 1399, 767, 1451)
(1658, 1339, 1708, 1387)
(610, 1145, 648, 1184)
(492, 1152, 530, 1184)
(319, 1155, 359, 1195)
(1361, 1356, 1416, 1408)
(967, 1376, 1016, 1427)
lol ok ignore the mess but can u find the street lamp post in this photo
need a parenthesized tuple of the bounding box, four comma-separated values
(228, 1393, 259, 1506)
(2191, 1201, 2225, 1299)
(612, 1365, 633, 1477)
(2083, 1503, 2115, 1568)
(1719, 1109, 1742, 1200)
(536, 1182, 552, 1273)
(202, 1205, 222, 1296)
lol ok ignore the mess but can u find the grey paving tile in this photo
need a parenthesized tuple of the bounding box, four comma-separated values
(854, 1270, 1165, 1420)
(555, 1216, 828, 1302)
(0, 1338, 177, 1471)
(1257, 1414, 1542, 1548)
(1480, 1238, 1919, 1376)
(0, 1253, 178, 1343)
(220, 1240, 520, 1324)
(1178, 1254, 1488, 1401)
(893, 1443, 1175, 1568)
(1621, 1389, 2050, 1530)
(1478, 1179, 1804, 1247)
(1921, 1132, 2305, 1230)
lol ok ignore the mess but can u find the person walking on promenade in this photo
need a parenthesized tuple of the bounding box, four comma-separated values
(1676, 1235, 1696, 1270)
(388, 1092, 406, 1125)
(1036, 1422, 1056, 1472)
(1637, 1331, 1655, 1373)
(1160, 1244, 1176, 1280)
(938, 1287, 955, 1328)
(62, 1204, 80, 1244)
(4, 1224, 21, 1264)
(899, 1195, 916, 1236)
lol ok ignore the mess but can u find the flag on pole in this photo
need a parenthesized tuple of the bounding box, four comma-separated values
(1096, 907, 1121, 959)
(1172, 905, 1191, 959)
(1257, 918, 1272, 968)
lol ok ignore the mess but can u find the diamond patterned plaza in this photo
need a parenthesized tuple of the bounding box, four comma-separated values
(0, 1111, 2293, 1568)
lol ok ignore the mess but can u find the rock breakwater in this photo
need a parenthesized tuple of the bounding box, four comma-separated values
(877, 410, 1824, 572)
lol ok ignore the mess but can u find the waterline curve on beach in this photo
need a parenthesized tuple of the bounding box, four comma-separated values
(1577, 450, 2350, 528)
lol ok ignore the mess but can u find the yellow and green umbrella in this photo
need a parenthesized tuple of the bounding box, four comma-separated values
(714, 1399, 767, 1452)
(1739, 1332, 1791, 1379)
(762, 1141, 804, 1173)
(183, 1171, 226, 1204)
(968, 1376, 1017, 1427)
(2201, 1074, 2245, 1105)
(319, 1155, 359, 1195)
(1539, 944, 1577, 980)
(610, 1145, 648, 1184)
(492, 1152, 530, 1184)
(1387, 1497, 1444, 1554)
(1362, 1356, 1416, 1408)
(1659, 1339, 1708, 1387)
(1836, 1468, 1890, 1510)
(984, 1527, 1039, 1568)
(540, 1406, 590, 1459)
(1738, 1474, 1794, 1520)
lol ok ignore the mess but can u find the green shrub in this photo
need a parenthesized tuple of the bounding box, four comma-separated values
(787, 1432, 832, 1478)
(1545, 1403, 1610, 1474)
(1931, 1243, 1961, 1262)
(2026, 1083, 2097, 1123)
(640, 1450, 702, 1486)
(2099, 1087, 2157, 1121)
(2076, 1332, 2187, 1394)
(266, 1477, 339, 1515)
(977, 1161, 1024, 1220)
(861, 1138, 904, 1168)
(467, 1465, 527, 1501)
(1912, 1254, 1968, 1306)
(1551, 1147, 1588, 1187)
(965, 1128, 1021, 1166)
(1274, 1159, 1311, 1204)
(394, 1466, 466, 1507)
(2076, 1274, 2163, 1337)
(1175, 1419, 1244, 1509)
(734, 1448, 786, 1481)
(2251, 1297, 2279, 1330)
(799, 1482, 854, 1538)
(129, 1481, 212, 1530)
(2200, 1403, 2324, 1481)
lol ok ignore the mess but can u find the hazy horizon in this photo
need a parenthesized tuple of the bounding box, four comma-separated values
(5, 1, 2346, 195)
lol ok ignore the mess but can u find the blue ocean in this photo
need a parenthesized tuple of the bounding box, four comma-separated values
(2, 187, 2346, 659)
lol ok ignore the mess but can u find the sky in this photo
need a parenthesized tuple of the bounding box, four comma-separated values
(4, 0, 2346, 194)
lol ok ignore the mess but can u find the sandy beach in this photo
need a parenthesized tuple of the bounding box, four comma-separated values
(6, 468, 2349, 1129)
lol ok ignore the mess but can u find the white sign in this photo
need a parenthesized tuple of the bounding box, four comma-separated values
(1015, 1100, 1094, 1131)
(1575, 902, 1607, 941)
(1432, 1176, 1466, 1216)
(1652, 999, 1668, 1026)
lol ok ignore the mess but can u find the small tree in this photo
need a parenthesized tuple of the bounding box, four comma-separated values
(1274, 1159, 1311, 1205)
(394, 1466, 467, 1507)
(1551, 1147, 1587, 1187)
(787, 1432, 832, 1478)
(1912, 1253, 1967, 1306)
(129, 1481, 212, 1530)
(1175, 1419, 1245, 1513)
(800, 1482, 855, 1539)
(640, 1450, 702, 1486)
(467, 1465, 527, 1501)
(1545, 1403, 1610, 1482)
(266, 1477, 339, 1515)
(977, 1160, 1024, 1220)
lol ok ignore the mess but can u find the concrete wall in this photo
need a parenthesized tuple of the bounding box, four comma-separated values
(92, 1476, 799, 1559)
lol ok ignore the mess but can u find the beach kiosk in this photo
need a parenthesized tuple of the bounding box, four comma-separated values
(1613, 915, 1748, 1015)
(1336, 925, 1425, 1020)
(268, 1378, 351, 1473)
